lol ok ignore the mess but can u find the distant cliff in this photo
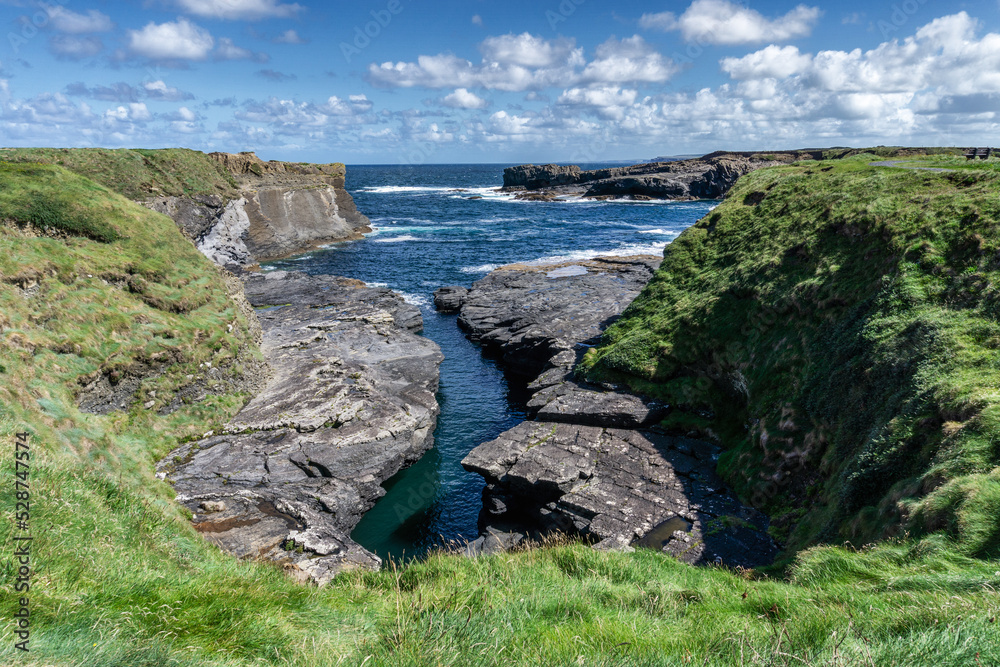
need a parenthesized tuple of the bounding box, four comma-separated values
(501, 147, 959, 201)
(0, 147, 370, 265)
(502, 151, 813, 201)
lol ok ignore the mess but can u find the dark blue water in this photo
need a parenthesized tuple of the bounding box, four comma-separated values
(263, 164, 715, 563)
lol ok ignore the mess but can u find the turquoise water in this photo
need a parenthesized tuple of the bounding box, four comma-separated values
(263, 164, 716, 563)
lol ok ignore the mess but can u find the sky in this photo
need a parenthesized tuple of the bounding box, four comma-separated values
(1, 0, 1000, 164)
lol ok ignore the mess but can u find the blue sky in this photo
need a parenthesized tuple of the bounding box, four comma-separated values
(1, 0, 999, 163)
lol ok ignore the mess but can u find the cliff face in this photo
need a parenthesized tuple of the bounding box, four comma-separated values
(580, 154, 1000, 558)
(148, 151, 370, 265)
(0, 147, 371, 266)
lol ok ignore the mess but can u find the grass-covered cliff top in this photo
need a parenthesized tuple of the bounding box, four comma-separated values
(0, 147, 241, 200)
(582, 154, 1000, 560)
(0, 147, 348, 201)
(0, 155, 997, 665)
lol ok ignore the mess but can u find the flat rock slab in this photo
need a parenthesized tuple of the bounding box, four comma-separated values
(462, 421, 778, 568)
(244, 270, 423, 332)
(158, 271, 442, 584)
(457, 255, 661, 378)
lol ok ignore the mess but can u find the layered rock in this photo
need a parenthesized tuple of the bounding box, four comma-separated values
(432, 285, 468, 313)
(454, 256, 778, 567)
(463, 422, 777, 566)
(158, 270, 442, 584)
(457, 256, 662, 377)
(144, 152, 370, 266)
(501, 150, 821, 201)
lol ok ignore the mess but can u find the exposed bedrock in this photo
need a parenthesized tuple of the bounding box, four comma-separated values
(456, 256, 662, 378)
(501, 151, 815, 201)
(453, 256, 778, 567)
(158, 270, 442, 584)
(464, 422, 777, 567)
(144, 152, 371, 266)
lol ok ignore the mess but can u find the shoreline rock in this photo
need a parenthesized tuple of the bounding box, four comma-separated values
(432, 285, 468, 313)
(450, 256, 779, 567)
(456, 256, 662, 378)
(157, 270, 443, 584)
(501, 151, 818, 201)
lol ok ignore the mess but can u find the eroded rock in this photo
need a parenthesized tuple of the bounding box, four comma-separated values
(158, 271, 443, 584)
(432, 285, 468, 313)
(462, 422, 777, 568)
(457, 256, 661, 378)
(453, 255, 778, 567)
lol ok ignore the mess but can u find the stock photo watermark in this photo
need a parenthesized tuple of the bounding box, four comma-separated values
(7, 0, 71, 54)
(12, 431, 31, 653)
(545, 0, 586, 31)
(340, 0, 404, 64)
(875, 0, 930, 39)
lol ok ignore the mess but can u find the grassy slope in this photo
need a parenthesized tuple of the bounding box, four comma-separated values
(582, 155, 1000, 560)
(0, 157, 996, 666)
(0, 147, 239, 200)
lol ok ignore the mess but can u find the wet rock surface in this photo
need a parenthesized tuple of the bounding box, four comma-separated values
(158, 270, 443, 584)
(454, 256, 779, 567)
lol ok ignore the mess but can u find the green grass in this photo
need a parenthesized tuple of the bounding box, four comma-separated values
(0, 147, 240, 199)
(581, 155, 1000, 559)
(0, 155, 997, 666)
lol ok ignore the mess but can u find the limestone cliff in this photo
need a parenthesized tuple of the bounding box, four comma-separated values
(146, 151, 370, 265)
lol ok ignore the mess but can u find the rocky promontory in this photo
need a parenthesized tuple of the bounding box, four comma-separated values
(145, 152, 370, 266)
(501, 150, 822, 201)
(158, 270, 443, 584)
(451, 256, 778, 567)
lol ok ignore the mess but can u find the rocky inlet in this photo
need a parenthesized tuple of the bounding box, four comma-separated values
(445, 256, 779, 567)
(157, 270, 442, 584)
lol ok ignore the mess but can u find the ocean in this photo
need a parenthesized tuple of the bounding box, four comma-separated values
(261, 163, 717, 563)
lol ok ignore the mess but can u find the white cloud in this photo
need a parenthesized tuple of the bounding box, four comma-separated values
(716, 13, 1000, 96)
(215, 37, 266, 62)
(274, 29, 305, 44)
(48, 7, 112, 34)
(235, 95, 376, 137)
(479, 33, 581, 68)
(472, 15, 483, 27)
(143, 80, 195, 102)
(558, 86, 638, 120)
(105, 102, 151, 122)
(487, 110, 538, 139)
(127, 18, 214, 61)
(441, 88, 489, 109)
(641, 0, 821, 45)
(721, 45, 812, 80)
(581, 36, 677, 84)
(49, 35, 103, 59)
(175, 0, 302, 21)
(637, 12, 678, 32)
(368, 33, 675, 91)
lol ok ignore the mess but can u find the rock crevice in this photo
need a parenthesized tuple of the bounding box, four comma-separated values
(450, 256, 778, 567)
